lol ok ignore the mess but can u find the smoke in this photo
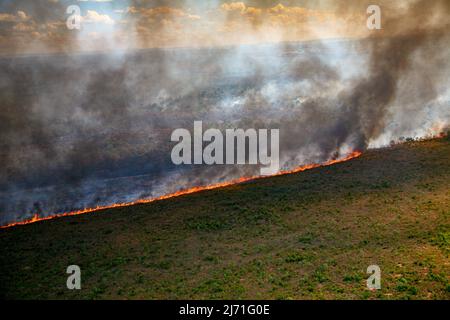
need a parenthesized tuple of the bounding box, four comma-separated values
(0, 0, 449, 224)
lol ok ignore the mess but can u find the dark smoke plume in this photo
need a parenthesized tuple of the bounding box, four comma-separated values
(0, 0, 449, 224)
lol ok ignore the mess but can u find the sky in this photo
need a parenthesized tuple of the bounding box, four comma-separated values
(1, 0, 444, 55)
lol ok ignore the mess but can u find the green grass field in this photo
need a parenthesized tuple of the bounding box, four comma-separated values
(1, 138, 449, 300)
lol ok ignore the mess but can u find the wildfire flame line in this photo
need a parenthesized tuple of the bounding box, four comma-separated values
(0, 151, 362, 229)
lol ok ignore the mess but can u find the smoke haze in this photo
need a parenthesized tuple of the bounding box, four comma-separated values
(0, 0, 449, 224)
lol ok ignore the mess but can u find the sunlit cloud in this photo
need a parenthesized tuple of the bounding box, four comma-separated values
(0, 0, 449, 55)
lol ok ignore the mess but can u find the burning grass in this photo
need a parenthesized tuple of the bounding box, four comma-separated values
(0, 151, 361, 229)
(0, 138, 449, 299)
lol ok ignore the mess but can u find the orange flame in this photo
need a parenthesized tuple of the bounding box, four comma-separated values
(0, 151, 362, 229)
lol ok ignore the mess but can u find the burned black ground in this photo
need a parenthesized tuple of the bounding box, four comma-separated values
(0, 138, 449, 299)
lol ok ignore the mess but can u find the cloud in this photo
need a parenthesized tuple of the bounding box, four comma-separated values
(221, 2, 246, 12)
(82, 10, 115, 25)
(12, 22, 35, 32)
(128, 6, 201, 21)
(0, 2, 363, 54)
(1, 0, 449, 55)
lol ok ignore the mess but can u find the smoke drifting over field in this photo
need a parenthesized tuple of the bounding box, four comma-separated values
(0, 0, 449, 224)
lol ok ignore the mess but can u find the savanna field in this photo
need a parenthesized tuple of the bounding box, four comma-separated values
(0, 137, 449, 300)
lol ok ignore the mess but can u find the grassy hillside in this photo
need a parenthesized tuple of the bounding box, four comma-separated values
(0, 138, 449, 300)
